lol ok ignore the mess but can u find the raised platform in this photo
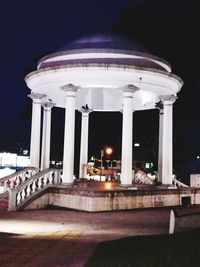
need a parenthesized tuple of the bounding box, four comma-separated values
(20, 181, 200, 212)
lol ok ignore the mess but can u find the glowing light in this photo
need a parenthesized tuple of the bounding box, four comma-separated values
(0, 219, 82, 235)
(197, 156, 200, 159)
(105, 147, 113, 155)
(134, 143, 140, 147)
(0, 152, 30, 167)
(104, 182, 113, 190)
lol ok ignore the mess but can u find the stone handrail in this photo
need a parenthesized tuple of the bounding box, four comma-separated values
(8, 168, 62, 211)
(172, 177, 189, 187)
(0, 167, 39, 193)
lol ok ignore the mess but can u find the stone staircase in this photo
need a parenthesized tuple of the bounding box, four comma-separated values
(0, 167, 62, 211)
(0, 167, 39, 211)
(0, 192, 9, 210)
(8, 168, 62, 211)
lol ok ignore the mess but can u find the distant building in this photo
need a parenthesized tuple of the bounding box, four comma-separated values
(0, 152, 30, 168)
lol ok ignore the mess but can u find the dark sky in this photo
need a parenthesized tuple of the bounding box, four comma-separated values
(0, 0, 200, 173)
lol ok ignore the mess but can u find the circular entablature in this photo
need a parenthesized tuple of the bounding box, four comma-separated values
(25, 33, 183, 112)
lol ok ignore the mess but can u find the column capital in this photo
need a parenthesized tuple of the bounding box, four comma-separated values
(61, 83, 79, 93)
(122, 84, 139, 94)
(42, 101, 56, 110)
(28, 93, 46, 102)
(159, 95, 177, 105)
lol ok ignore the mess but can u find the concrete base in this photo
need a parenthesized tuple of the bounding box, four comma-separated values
(18, 181, 200, 212)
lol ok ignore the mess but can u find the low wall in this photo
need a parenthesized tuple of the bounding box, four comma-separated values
(169, 208, 200, 234)
(23, 186, 200, 212)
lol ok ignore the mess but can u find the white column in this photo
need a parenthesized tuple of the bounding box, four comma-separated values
(28, 93, 46, 168)
(79, 109, 91, 178)
(40, 101, 55, 171)
(121, 85, 138, 186)
(159, 95, 177, 185)
(61, 84, 78, 184)
(158, 103, 164, 183)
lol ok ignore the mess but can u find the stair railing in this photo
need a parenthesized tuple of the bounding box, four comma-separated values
(8, 168, 62, 211)
(172, 177, 189, 187)
(0, 167, 39, 193)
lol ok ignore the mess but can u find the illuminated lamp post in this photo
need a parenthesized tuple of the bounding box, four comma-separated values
(105, 146, 113, 179)
(100, 149, 104, 181)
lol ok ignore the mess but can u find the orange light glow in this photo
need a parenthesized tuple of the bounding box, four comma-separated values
(104, 182, 113, 190)
(105, 147, 113, 155)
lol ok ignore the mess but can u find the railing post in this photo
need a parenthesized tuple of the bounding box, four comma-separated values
(8, 188, 17, 211)
(54, 170, 61, 185)
(169, 209, 176, 234)
(3, 181, 8, 192)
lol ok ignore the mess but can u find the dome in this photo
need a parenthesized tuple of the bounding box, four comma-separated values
(37, 33, 171, 72)
(58, 33, 149, 53)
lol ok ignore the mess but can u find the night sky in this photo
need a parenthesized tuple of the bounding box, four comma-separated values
(1, 0, 200, 179)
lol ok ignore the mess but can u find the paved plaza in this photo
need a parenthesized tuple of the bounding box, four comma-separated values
(0, 207, 172, 267)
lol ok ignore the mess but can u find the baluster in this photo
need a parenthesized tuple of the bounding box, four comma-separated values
(15, 176, 19, 187)
(15, 176, 22, 187)
(32, 180, 37, 192)
(21, 188, 26, 200)
(49, 172, 52, 184)
(49, 172, 53, 184)
(17, 191, 21, 204)
(25, 171, 29, 181)
(43, 174, 48, 186)
(19, 176, 22, 185)
(59, 171, 63, 184)
(26, 183, 32, 196)
(38, 177, 43, 189)
(21, 173, 25, 182)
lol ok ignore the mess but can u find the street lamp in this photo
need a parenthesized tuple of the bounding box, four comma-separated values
(105, 147, 113, 156)
(105, 146, 114, 179)
(100, 147, 114, 181)
(100, 149, 104, 181)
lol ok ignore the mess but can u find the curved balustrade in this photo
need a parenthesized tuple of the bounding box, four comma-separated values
(172, 177, 189, 187)
(0, 167, 39, 193)
(8, 168, 62, 211)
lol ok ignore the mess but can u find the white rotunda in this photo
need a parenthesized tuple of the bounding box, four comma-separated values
(25, 34, 183, 186)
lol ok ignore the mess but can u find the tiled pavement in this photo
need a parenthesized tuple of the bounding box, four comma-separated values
(0, 208, 174, 266)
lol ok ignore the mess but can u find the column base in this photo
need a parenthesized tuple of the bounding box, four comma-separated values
(118, 184, 138, 190)
(158, 184, 177, 189)
(59, 183, 73, 187)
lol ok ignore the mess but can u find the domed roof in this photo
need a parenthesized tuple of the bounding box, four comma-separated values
(26, 33, 183, 113)
(38, 33, 171, 72)
(58, 33, 149, 53)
